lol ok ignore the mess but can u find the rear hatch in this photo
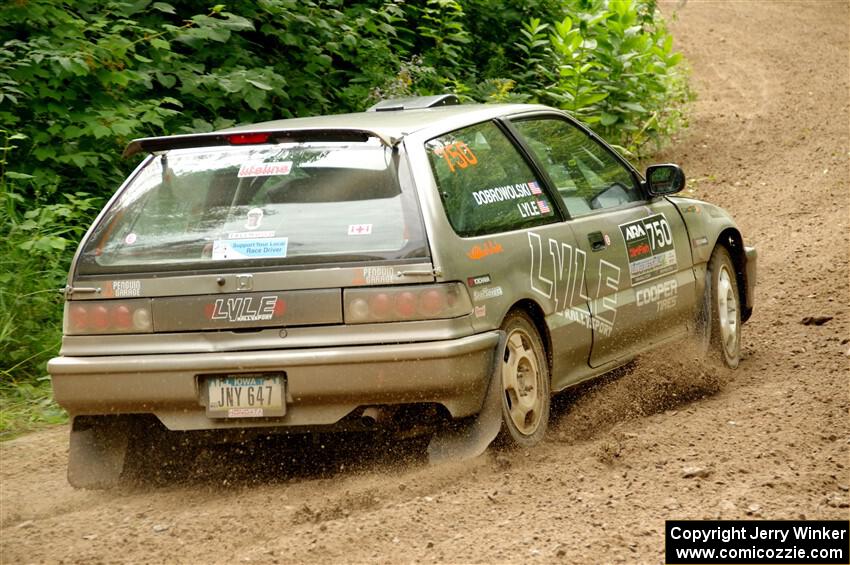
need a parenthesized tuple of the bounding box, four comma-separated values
(67, 134, 437, 336)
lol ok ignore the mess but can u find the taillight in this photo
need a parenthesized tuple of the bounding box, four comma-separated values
(111, 305, 132, 329)
(344, 283, 472, 324)
(91, 306, 110, 331)
(419, 289, 446, 315)
(395, 292, 417, 318)
(228, 133, 270, 145)
(369, 293, 392, 317)
(69, 305, 89, 333)
(63, 299, 154, 335)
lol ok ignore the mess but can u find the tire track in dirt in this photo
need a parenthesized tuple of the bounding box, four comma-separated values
(1, 2, 848, 564)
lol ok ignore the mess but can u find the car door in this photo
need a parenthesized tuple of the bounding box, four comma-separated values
(420, 119, 595, 391)
(508, 115, 695, 368)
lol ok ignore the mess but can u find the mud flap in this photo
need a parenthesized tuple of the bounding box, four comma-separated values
(68, 416, 131, 489)
(694, 269, 712, 357)
(427, 331, 506, 464)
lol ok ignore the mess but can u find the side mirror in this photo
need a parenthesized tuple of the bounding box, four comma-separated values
(645, 164, 686, 196)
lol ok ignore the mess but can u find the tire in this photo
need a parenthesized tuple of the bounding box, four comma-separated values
(708, 247, 741, 368)
(496, 310, 550, 448)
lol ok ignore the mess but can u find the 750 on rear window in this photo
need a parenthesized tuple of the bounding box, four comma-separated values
(425, 121, 557, 237)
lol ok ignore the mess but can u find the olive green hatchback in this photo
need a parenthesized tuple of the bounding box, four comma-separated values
(49, 96, 757, 487)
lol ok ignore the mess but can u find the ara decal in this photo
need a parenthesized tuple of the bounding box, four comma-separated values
(619, 213, 677, 285)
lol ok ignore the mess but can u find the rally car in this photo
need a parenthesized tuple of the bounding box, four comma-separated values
(48, 95, 756, 487)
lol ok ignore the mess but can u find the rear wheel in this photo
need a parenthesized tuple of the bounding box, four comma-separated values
(708, 247, 741, 368)
(496, 311, 550, 448)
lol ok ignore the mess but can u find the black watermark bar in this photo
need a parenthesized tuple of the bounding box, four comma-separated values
(666, 520, 849, 564)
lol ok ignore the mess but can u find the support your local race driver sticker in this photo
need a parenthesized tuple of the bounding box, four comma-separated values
(212, 238, 288, 260)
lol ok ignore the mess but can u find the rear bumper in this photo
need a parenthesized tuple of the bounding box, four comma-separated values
(49, 332, 500, 431)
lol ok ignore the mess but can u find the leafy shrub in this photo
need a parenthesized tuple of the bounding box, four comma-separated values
(512, 0, 692, 155)
(1, 130, 102, 423)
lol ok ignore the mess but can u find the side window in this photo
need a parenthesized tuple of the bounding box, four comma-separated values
(426, 121, 557, 237)
(512, 118, 641, 217)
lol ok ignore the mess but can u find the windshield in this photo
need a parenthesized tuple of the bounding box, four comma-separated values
(77, 140, 428, 275)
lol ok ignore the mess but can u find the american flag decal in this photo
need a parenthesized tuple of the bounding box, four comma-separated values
(537, 199, 551, 214)
(528, 180, 542, 195)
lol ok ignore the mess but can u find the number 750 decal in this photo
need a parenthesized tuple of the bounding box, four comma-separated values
(619, 213, 678, 285)
(434, 142, 478, 173)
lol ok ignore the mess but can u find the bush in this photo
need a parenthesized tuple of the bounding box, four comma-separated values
(511, 0, 691, 155)
(0, 0, 688, 436)
(1, 129, 102, 437)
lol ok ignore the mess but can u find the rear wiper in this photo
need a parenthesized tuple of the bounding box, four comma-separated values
(397, 268, 442, 277)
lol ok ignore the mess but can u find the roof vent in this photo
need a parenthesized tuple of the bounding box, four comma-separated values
(367, 94, 460, 112)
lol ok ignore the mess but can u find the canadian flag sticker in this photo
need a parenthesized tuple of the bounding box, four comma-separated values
(347, 224, 373, 236)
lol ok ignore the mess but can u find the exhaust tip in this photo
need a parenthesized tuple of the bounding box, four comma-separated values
(360, 406, 386, 427)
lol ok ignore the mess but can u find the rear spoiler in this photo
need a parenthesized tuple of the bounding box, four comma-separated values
(122, 127, 399, 158)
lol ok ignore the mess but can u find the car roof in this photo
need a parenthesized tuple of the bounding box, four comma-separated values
(221, 103, 553, 140)
(123, 103, 556, 156)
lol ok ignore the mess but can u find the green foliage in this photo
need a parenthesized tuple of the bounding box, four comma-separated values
(0, 377, 66, 440)
(514, 0, 692, 156)
(0, 0, 689, 436)
(1, 129, 102, 436)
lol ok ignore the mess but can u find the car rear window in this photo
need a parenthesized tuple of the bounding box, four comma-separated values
(425, 121, 558, 237)
(77, 140, 428, 274)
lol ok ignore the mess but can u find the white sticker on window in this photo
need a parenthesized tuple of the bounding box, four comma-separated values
(212, 238, 288, 260)
(245, 208, 264, 229)
(347, 224, 373, 235)
(229, 231, 275, 240)
(238, 161, 292, 178)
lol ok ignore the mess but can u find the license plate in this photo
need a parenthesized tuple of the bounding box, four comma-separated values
(205, 374, 285, 418)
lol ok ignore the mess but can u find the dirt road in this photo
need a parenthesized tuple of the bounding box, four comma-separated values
(1, 2, 848, 563)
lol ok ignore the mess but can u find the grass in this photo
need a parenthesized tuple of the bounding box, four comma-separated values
(0, 377, 67, 441)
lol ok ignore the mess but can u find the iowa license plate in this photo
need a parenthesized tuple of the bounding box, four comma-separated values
(206, 374, 285, 418)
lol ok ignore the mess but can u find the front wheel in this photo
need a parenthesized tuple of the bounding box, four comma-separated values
(708, 247, 742, 368)
(496, 311, 550, 448)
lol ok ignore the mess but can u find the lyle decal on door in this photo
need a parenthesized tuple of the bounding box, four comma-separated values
(528, 232, 621, 337)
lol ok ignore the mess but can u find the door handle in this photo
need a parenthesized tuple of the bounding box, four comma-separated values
(588, 231, 606, 251)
